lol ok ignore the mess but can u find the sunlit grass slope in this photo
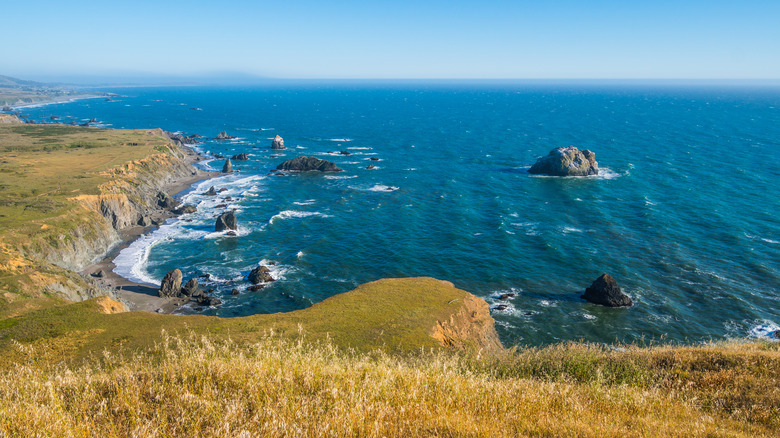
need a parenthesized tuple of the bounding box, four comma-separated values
(1, 333, 777, 437)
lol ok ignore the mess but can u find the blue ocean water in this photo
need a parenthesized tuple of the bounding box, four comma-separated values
(18, 83, 780, 346)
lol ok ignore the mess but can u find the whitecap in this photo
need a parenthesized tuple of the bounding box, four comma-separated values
(328, 138, 353, 142)
(324, 175, 358, 180)
(583, 313, 597, 320)
(269, 210, 332, 224)
(748, 321, 779, 340)
(367, 184, 399, 192)
(561, 226, 583, 234)
(293, 200, 317, 205)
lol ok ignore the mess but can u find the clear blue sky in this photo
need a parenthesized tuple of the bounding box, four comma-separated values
(3, 0, 779, 81)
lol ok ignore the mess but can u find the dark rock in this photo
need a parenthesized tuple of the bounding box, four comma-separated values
(581, 273, 633, 307)
(203, 186, 218, 196)
(231, 288, 240, 295)
(215, 211, 238, 231)
(499, 293, 516, 300)
(370, 157, 380, 161)
(528, 146, 599, 176)
(156, 191, 180, 209)
(216, 131, 236, 140)
(79, 122, 90, 127)
(199, 273, 211, 279)
(222, 159, 233, 173)
(271, 135, 286, 150)
(91, 270, 105, 278)
(276, 156, 342, 172)
(213, 153, 225, 159)
(88, 118, 97, 123)
(50, 116, 60, 120)
(231, 153, 249, 161)
(366, 165, 376, 170)
(226, 230, 237, 236)
(195, 307, 204, 311)
(182, 278, 200, 296)
(159, 269, 183, 298)
(270, 154, 279, 159)
(494, 304, 509, 311)
(173, 204, 197, 215)
(218, 188, 228, 193)
(248, 266, 274, 284)
(248, 284, 265, 292)
(224, 196, 233, 201)
(340, 150, 351, 156)
(215, 203, 228, 208)
(137, 215, 152, 227)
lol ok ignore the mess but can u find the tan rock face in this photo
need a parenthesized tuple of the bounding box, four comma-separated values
(271, 135, 286, 150)
(94, 296, 129, 314)
(528, 146, 599, 176)
(430, 292, 503, 352)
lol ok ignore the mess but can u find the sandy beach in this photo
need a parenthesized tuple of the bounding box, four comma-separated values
(80, 146, 221, 313)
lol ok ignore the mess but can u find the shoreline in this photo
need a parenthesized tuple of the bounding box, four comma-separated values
(4, 94, 105, 110)
(80, 146, 222, 313)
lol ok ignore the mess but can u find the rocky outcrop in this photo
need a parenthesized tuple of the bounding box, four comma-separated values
(528, 146, 599, 176)
(216, 131, 236, 140)
(276, 156, 342, 172)
(431, 290, 504, 352)
(581, 273, 633, 307)
(222, 159, 233, 173)
(231, 153, 249, 161)
(173, 204, 197, 215)
(156, 191, 180, 210)
(159, 269, 183, 298)
(164, 131, 201, 145)
(248, 266, 274, 284)
(204, 186, 218, 196)
(271, 135, 286, 150)
(215, 211, 237, 231)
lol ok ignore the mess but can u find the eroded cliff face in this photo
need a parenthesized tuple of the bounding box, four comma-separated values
(431, 292, 503, 352)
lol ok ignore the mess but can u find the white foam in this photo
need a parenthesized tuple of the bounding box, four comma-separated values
(328, 138, 353, 142)
(324, 175, 358, 180)
(583, 313, 597, 320)
(112, 223, 181, 286)
(367, 184, 399, 192)
(526, 167, 623, 180)
(562, 226, 583, 234)
(293, 200, 317, 205)
(749, 321, 779, 340)
(269, 210, 331, 224)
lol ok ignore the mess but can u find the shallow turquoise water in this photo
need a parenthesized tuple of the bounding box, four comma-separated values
(17, 83, 780, 346)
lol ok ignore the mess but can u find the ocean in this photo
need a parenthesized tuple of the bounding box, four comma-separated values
(18, 82, 780, 346)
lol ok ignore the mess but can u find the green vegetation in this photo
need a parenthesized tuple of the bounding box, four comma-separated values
(0, 74, 92, 107)
(0, 123, 176, 315)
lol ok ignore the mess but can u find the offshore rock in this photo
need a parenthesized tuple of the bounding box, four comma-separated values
(204, 186, 218, 196)
(216, 131, 236, 140)
(173, 204, 197, 215)
(271, 135, 286, 150)
(182, 278, 201, 296)
(528, 146, 599, 176)
(248, 266, 274, 284)
(222, 159, 233, 173)
(231, 153, 249, 161)
(215, 210, 237, 231)
(159, 269, 183, 298)
(276, 156, 342, 172)
(581, 273, 633, 307)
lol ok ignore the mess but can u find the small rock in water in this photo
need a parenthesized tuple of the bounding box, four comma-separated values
(248, 285, 265, 292)
(366, 165, 376, 170)
(494, 304, 509, 311)
(499, 293, 516, 300)
(340, 150, 351, 156)
(370, 157, 380, 161)
(216, 131, 236, 140)
(231, 289, 240, 295)
(276, 156, 342, 172)
(203, 186, 218, 196)
(231, 153, 249, 161)
(248, 266, 274, 284)
(271, 135, 286, 150)
(581, 273, 633, 307)
(528, 146, 599, 176)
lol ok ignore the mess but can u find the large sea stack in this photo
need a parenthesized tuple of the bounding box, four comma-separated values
(528, 146, 599, 176)
(222, 159, 233, 173)
(159, 269, 183, 298)
(271, 135, 286, 150)
(276, 156, 342, 172)
(216, 131, 236, 140)
(581, 273, 633, 307)
(215, 210, 238, 231)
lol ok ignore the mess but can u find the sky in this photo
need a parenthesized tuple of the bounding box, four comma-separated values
(3, 0, 780, 82)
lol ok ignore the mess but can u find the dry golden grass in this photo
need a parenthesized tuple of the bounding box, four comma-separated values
(1, 333, 776, 437)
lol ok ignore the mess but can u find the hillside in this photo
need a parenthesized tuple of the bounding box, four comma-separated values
(0, 74, 93, 107)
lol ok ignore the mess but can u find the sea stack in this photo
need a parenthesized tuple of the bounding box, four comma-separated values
(276, 156, 342, 172)
(528, 146, 599, 176)
(215, 210, 238, 232)
(271, 135, 286, 150)
(159, 269, 183, 298)
(581, 273, 633, 307)
(248, 266, 275, 284)
(222, 159, 233, 173)
(216, 131, 236, 140)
